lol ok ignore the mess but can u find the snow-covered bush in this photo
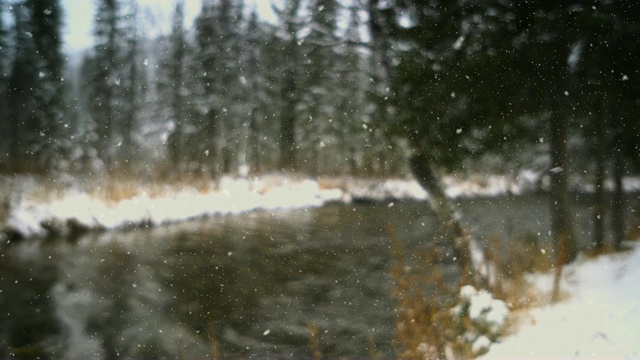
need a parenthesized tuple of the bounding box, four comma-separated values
(391, 238, 510, 359)
(447, 285, 509, 358)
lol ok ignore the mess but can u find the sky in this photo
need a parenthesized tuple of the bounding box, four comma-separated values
(61, 0, 277, 53)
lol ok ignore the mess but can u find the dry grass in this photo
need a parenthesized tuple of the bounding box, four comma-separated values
(86, 169, 218, 204)
(208, 320, 221, 360)
(482, 231, 553, 310)
(452, 232, 562, 349)
(307, 323, 322, 360)
(389, 228, 553, 358)
(317, 177, 346, 191)
(388, 225, 454, 360)
(20, 177, 68, 203)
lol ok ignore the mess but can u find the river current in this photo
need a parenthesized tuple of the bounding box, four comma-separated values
(0, 194, 608, 358)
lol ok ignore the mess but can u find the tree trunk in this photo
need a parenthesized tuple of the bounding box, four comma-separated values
(122, 41, 138, 169)
(549, 95, 578, 264)
(171, 119, 184, 174)
(368, 0, 393, 177)
(248, 107, 261, 173)
(410, 153, 472, 280)
(203, 108, 221, 176)
(612, 125, 626, 249)
(348, 144, 358, 175)
(278, 1, 302, 172)
(593, 96, 608, 251)
(8, 87, 21, 172)
(170, 1, 185, 173)
(279, 66, 297, 171)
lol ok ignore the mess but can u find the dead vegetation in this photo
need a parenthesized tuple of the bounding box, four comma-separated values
(388, 224, 558, 359)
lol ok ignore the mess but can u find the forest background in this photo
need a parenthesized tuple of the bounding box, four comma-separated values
(0, 0, 639, 252)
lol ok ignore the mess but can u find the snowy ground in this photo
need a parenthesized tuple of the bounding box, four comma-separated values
(2, 171, 639, 241)
(483, 241, 640, 360)
(0, 171, 543, 241)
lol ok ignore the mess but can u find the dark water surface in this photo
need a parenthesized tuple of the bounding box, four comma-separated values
(0, 194, 616, 359)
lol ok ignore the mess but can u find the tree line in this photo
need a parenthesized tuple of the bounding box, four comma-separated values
(0, 0, 638, 250)
(0, 0, 401, 177)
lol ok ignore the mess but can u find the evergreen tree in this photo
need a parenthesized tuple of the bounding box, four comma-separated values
(6, 0, 65, 172)
(89, 0, 124, 170)
(574, 1, 640, 249)
(192, 0, 248, 175)
(299, 0, 340, 176)
(118, 0, 147, 169)
(26, 0, 66, 170)
(7, 3, 40, 172)
(366, 0, 396, 174)
(0, 0, 9, 167)
(252, 25, 288, 172)
(275, 0, 303, 171)
(238, 9, 271, 174)
(194, 0, 223, 174)
(384, 0, 547, 283)
(336, 5, 369, 175)
(216, 0, 244, 173)
(510, 0, 587, 263)
(66, 53, 95, 172)
(163, 0, 188, 172)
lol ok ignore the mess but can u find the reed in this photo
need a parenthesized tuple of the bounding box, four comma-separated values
(307, 323, 322, 360)
(208, 320, 221, 360)
(389, 227, 451, 359)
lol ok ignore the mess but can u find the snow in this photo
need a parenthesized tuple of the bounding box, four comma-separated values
(483, 241, 640, 360)
(1, 172, 636, 241)
(473, 336, 492, 353)
(1, 175, 430, 239)
(464, 288, 509, 327)
(456, 285, 509, 332)
(449, 284, 510, 357)
(443, 170, 541, 198)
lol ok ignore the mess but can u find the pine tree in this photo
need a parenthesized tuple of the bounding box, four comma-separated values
(194, 0, 222, 175)
(0, 0, 9, 167)
(118, 0, 147, 169)
(510, 1, 580, 263)
(366, 0, 395, 175)
(299, 0, 339, 175)
(384, 0, 532, 284)
(238, 9, 265, 174)
(275, 0, 303, 171)
(216, 0, 244, 174)
(7, 3, 40, 172)
(90, 0, 123, 169)
(5, 0, 65, 172)
(388, 0, 581, 265)
(164, 0, 188, 172)
(336, 5, 369, 175)
(575, 2, 640, 250)
(249, 22, 286, 172)
(193, 0, 245, 175)
(26, 0, 66, 170)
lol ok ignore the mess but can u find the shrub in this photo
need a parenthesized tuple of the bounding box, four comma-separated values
(391, 237, 509, 359)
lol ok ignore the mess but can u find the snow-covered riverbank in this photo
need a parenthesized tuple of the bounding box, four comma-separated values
(483, 241, 640, 360)
(2, 171, 639, 242)
(0, 171, 544, 241)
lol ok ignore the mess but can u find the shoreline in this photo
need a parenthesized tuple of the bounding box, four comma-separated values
(2, 171, 639, 244)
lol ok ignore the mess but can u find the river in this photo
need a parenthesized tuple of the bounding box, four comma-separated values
(0, 194, 614, 359)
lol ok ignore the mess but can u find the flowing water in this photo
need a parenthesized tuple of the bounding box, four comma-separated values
(0, 194, 618, 359)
